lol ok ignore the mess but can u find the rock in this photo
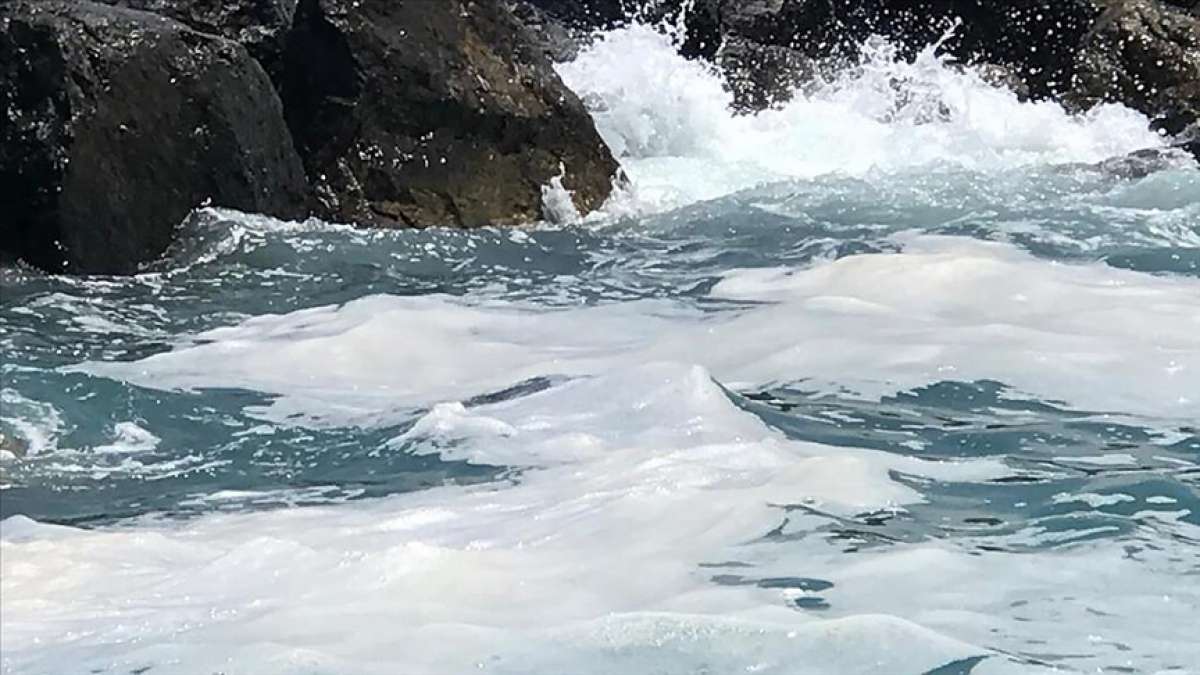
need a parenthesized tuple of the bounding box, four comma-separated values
(0, 0, 308, 274)
(690, 0, 1104, 100)
(1164, 0, 1199, 15)
(717, 35, 816, 111)
(0, 431, 29, 458)
(102, 0, 299, 82)
(975, 63, 1032, 100)
(667, 0, 1198, 158)
(506, 0, 588, 62)
(1172, 121, 1200, 158)
(1070, 0, 1200, 140)
(518, 0, 629, 29)
(1094, 146, 1195, 177)
(280, 0, 619, 228)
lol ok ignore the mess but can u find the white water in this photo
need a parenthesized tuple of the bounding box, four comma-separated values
(5, 23, 1200, 675)
(559, 26, 1166, 212)
(78, 234, 1200, 426)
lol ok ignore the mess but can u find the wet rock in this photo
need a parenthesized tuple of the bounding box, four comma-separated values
(102, 0, 299, 81)
(690, 0, 1103, 100)
(1172, 121, 1200, 158)
(280, 0, 619, 229)
(506, 1, 588, 62)
(1070, 0, 1200, 141)
(0, 0, 308, 274)
(667, 0, 1198, 158)
(718, 35, 816, 111)
(0, 432, 29, 458)
(975, 63, 1032, 101)
(1096, 147, 1195, 178)
(518, 0, 629, 30)
(1164, 0, 1199, 15)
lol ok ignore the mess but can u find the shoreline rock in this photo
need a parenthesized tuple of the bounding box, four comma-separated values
(1, 0, 620, 274)
(0, 0, 308, 274)
(281, 0, 618, 229)
(104, 0, 299, 82)
(1070, 0, 1200, 139)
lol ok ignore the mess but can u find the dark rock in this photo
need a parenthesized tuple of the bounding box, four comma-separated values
(666, 0, 1198, 158)
(1070, 0, 1200, 139)
(1172, 121, 1200, 158)
(280, 0, 619, 228)
(519, 0, 629, 29)
(516, 0, 722, 56)
(975, 63, 1032, 100)
(1164, 0, 1199, 15)
(690, 0, 1104, 100)
(718, 35, 816, 111)
(103, 0, 299, 82)
(0, 0, 308, 274)
(1094, 146, 1195, 178)
(507, 0, 588, 62)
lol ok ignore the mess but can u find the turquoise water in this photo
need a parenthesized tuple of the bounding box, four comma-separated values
(3, 167, 1199, 528)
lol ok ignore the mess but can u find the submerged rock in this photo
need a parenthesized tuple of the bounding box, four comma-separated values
(0, 432, 29, 458)
(280, 0, 619, 228)
(0, 0, 308, 274)
(1084, 146, 1197, 178)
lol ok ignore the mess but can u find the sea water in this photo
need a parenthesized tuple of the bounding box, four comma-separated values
(1, 23, 1198, 675)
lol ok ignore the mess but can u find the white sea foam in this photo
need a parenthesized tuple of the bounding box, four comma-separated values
(42, 239, 1200, 670)
(0, 363, 1019, 674)
(77, 235, 1200, 424)
(7, 362, 1197, 673)
(558, 25, 1167, 213)
(93, 421, 160, 454)
(0, 390, 65, 458)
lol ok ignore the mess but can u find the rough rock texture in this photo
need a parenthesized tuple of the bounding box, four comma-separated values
(717, 35, 815, 110)
(0, 0, 308, 274)
(1071, 0, 1200, 136)
(280, 0, 619, 228)
(103, 0, 299, 81)
(520, 0, 629, 29)
(506, 0, 588, 62)
(683, 0, 1107, 106)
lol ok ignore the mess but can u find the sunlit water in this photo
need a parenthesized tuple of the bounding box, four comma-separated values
(2, 24, 1198, 675)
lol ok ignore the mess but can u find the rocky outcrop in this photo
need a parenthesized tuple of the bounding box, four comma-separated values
(520, 0, 629, 29)
(280, 0, 618, 229)
(0, 0, 308, 274)
(104, 0, 298, 81)
(1071, 0, 1200, 137)
(1, 0, 622, 274)
(506, 0, 588, 62)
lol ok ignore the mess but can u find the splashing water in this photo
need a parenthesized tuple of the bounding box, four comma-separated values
(2, 21, 1199, 675)
(559, 25, 1167, 211)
